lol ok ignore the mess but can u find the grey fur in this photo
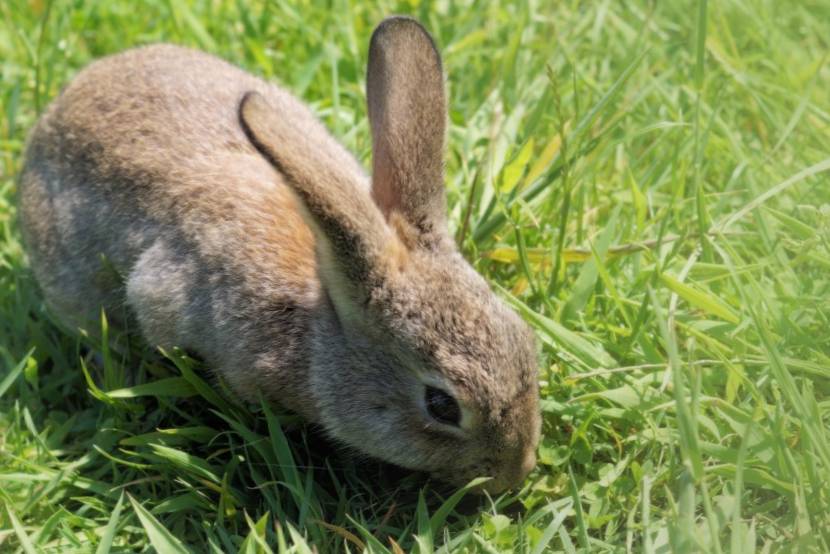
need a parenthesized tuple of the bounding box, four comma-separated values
(19, 16, 540, 493)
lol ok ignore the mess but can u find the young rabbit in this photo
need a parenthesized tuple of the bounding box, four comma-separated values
(18, 16, 540, 493)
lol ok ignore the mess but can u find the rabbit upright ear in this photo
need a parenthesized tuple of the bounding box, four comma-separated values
(367, 17, 449, 250)
(239, 92, 402, 295)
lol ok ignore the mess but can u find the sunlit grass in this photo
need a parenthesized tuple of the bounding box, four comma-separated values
(1, 0, 829, 551)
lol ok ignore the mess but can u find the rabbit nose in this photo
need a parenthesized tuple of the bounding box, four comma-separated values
(519, 448, 537, 480)
(508, 446, 536, 487)
(483, 448, 537, 494)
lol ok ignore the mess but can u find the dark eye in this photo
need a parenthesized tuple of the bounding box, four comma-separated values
(425, 386, 461, 426)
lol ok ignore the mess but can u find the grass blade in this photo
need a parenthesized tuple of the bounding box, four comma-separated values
(128, 494, 191, 554)
(0, 348, 34, 399)
(95, 491, 125, 554)
(5, 504, 37, 554)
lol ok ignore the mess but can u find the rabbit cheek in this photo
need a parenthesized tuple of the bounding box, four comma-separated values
(308, 337, 420, 465)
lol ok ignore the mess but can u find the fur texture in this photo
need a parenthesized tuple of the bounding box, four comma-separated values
(18, 16, 540, 493)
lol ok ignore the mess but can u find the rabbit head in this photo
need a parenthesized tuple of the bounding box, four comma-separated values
(240, 16, 540, 494)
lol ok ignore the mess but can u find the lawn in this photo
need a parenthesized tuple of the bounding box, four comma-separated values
(2, 0, 830, 552)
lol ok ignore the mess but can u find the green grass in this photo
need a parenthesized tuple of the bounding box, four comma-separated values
(2, 0, 830, 551)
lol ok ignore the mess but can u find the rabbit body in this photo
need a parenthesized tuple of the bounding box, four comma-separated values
(20, 18, 541, 493)
(19, 44, 345, 418)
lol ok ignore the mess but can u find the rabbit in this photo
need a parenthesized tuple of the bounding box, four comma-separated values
(18, 16, 541, 493)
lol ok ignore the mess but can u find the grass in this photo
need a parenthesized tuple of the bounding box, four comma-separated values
(1, 0, 829, 551)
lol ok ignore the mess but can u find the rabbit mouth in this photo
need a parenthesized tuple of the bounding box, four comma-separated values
(428, 465, 494, 492)
(430, 454, 533, 494)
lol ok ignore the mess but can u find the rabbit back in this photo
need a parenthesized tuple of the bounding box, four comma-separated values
(18, 44, 365, 412)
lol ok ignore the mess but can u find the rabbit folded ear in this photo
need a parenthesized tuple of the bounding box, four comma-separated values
(367, 16, 449, 250)
(239, 91, 402, 304)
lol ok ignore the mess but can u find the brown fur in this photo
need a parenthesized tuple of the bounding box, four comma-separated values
(367, 17, 448, 249)
(19, 17, 540, 493)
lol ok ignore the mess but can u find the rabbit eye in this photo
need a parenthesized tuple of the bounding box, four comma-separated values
(425, 386, 461, 426)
